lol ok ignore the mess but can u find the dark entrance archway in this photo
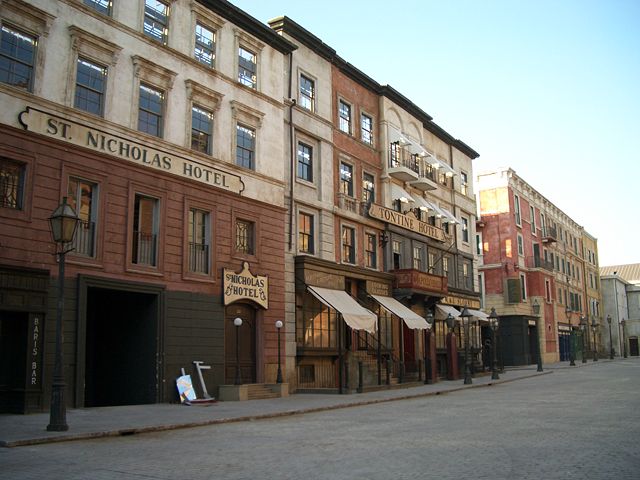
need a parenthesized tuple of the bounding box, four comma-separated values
(82, 285, 160, 407)
(225, 304, 256, 384)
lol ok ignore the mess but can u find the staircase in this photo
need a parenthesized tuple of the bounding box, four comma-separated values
(247, 384, 281, 400)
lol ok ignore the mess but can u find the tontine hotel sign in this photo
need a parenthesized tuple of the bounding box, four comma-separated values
(19, 107, 244, 194)
(368, 204, 445, 242)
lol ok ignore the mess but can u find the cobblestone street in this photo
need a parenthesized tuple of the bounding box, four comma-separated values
(2, 360, 639, 480)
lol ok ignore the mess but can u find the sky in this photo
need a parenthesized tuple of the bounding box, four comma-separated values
(231, 0, 640, 267)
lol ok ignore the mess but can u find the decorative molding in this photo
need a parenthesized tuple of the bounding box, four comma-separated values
(68, 26, 122, 66)
(0, 0, 56, 37)
(185, 79, 224, 111)
(230, 100, 264, 128)
(131, 55, 177, 91)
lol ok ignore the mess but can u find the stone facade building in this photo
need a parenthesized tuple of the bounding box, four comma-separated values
(0, 0, 296, 412)
(600, 264, 640, 358)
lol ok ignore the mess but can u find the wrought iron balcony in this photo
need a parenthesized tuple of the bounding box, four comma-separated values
(527, 255, 554, 271)
(388, 144, 419, 182)
(410, 161, 438, 191)
(542, 225, 557, 243)
(133, 231, 157, 266)
(189, 242, 210, 274)
(72, 220, 95, 257)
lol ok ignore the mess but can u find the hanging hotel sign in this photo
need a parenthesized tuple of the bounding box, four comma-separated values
(368, 204, 445, 242)
(19, 107, 244, 194)
(223, 262, 268, 309)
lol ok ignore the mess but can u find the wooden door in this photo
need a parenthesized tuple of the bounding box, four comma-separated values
(225, 305, 256, 384)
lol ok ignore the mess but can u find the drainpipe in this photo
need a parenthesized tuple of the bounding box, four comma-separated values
(287, 51, 295, 251)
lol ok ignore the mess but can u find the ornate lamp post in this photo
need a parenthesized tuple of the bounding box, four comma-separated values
(275, 320, 283, 383)
(234, 317, 243, 385)
(424, 312, 434, 385)
(621, 319, 627, 358)
(47, 197, 79, 432)
(460, 307, 473, 385)
(532, 299, 543, 372)
(607, 314, 614, 360)
(489, 308, 499, 380)
(580, 316, 588, 364)
(566, 305, 575, 366)
(591, 317, 598, 361)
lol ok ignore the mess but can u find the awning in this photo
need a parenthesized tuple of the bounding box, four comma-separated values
(411, 194, 432, 212)
(428, 156, 456, 177)
(439, 207, 458, 224)
(467, 309, 489, 322)
(388, 125, 409, 145)
(435, 304, 461, 320)
(308, 286, 377, 333)
(370, 295, 430, 330)
(391, 183, 415, 204)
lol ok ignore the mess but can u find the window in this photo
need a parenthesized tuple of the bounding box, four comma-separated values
(138, 83, 164, 137)
(362, 173, 375, 205)
(392, 240, 401, 270)
(188, 208, 210, 274)
(413, 246, 422, 270)
(520, 273, 527, 300)
(132, 194, 158, 266)
(236, 124, 255, 169)
(338, 100, 351, 133)
(68, 177, 98, 257)
(0, 158, 24, 209)
(545, 279, 552, 302)
(476, 233, 483, 256)
(461, 217, 469, 243)
(463, 261, 472, 289)
(297, 142, 313, 182)
(0, 25, 37, 91)
(143, 0, 169, 45)
(235, 219, 255, 255)
(340, 162, 353, 197)
(191, 105, 213, 154)
(238, 46, 257, 89)
(428, 252, 436, 274)
(299, 74, 314, 111)
(540, 213, 546, 236)
(460, 171, 468, 196)
(342, 226, 355, 264)
(83, 0, 111, 15)
(361, 113, 373, 145)
(365, 233, 377, 269)
(517, 233, 524, 256)
(514, 194, 521, 226)
(298, 212, 314, 254)
(530, 206, 536, 233)
(443, 256, 451, 285)
(194, 23, 215, 67)
(74, 57, 107, 116)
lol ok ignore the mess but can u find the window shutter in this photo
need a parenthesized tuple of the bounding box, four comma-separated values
(505, 278, 522, 304)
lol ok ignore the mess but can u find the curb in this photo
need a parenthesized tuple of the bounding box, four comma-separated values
(1, 370, 551, 448)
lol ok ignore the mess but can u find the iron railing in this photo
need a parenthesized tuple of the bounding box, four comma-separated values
(133, 231, 157, 266)
(73, 220, 95, 257)
(189, 242, 209, 274)
(527, 255, 554, 271)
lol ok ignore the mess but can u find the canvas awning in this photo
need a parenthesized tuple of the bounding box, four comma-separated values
(467, 309, 489, 322)
(370, 295, 430, 330)
(435, 304, 461, 320)
(440, 207, 459, 224)
(391, 183, 415, 203)
(308, 286, 377, 333)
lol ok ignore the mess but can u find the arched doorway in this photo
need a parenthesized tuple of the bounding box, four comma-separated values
(225, 304, 256, 384)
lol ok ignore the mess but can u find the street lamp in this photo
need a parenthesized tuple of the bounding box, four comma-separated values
(424, 312, 434, 385)
(607, 314, 614, 360)
(566, 305, 575, 366)
(460, 307, 473, 385)
(234, 317, 243, 385)
(532, 299, 543, 372)
(47, 197, 79, 432)
(621, 319, 627, 358)
(591, 317, 598, 362)
(489, 308, 499, 380)
(275, 320, 283, 383)
(579, 316, 588, 364)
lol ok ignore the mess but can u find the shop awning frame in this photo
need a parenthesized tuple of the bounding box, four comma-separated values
(308, 286, 377, 333)
(435, 304, 461, 321)
(370, 294, 430, 330)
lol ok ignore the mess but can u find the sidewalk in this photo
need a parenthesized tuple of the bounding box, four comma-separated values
(0, 359, 608, 448)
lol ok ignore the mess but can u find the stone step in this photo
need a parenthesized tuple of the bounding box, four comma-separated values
(246, 384, 281, 400)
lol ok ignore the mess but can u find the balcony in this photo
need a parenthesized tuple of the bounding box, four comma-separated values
(393, 268, 448, 296)
(72, 220, 95, 257)
(542, 225, 557, 243)
(527, 255, 554, 272)
(189, 242, 210, 274)
(133, 231, 157, 266)
(410, 161, 438, 191)
(388, 144, 419, 182)
(337, 192, 361, 215)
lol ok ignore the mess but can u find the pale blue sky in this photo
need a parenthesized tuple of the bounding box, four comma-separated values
(232, 0, 640, 267)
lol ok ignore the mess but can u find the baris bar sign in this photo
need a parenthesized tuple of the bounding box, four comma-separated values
(224, 262, 269, 309)
(19, 107, 244, 194)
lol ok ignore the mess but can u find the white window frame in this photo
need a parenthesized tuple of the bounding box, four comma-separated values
(338, 98, 352, 134)
(234, 29, 264, 91)
(520, 273, 527, 301)
(514, 194, 521, 226)
(530, 205, 536, 235)
(184, 80, 223, 155)
(517, 233, 524, 256)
